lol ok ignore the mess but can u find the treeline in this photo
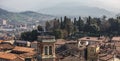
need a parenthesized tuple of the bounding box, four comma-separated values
(45, 16, 120, 39)
(21, 16, 120, 41)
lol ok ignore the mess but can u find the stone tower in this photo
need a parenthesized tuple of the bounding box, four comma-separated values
(37, 36, 56, 61)
(87, 45, 100, 61)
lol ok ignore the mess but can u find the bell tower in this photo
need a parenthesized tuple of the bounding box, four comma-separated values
(37, 36, 56, 61)
(87, 45, 100, 61)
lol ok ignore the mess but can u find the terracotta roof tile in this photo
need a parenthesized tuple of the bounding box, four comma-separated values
(13, 46, 34, 53)
(79, 37, 105, 42)
(112, 37, 120, 42)
(19, 52, 36, 58)
(0, 52, 17, 60)
(99, 54, 113, 61)
(0, 43, 14, 50)
(115, 42, 120, 47)
(55, 39, 66, 45)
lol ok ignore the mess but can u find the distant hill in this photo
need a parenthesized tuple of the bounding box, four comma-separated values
(0, 8, 55, 24)
(39, 4, 115, 17)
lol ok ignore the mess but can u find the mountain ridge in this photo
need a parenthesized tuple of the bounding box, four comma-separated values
(39, 4, 115, 17)
(0, 8, 55, 24)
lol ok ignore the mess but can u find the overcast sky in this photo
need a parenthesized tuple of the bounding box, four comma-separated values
(0, 0, 120, 13)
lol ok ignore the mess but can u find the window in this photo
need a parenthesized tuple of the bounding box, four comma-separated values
(45, 46, 48, 55)
(44, 45, 53, 55)
(25, 58, 31, 61)
(49, 46, 52, 55)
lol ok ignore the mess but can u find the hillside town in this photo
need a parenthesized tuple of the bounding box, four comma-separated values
(0, 30, 120, 61)
(0, 18, 119, 61)
(1, 0, 120, 61)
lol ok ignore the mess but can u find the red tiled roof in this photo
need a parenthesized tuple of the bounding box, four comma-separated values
(115, 42, 120, 47)
(13, 46, 34, 53)
(55, 39, 66, 45)
(79, 37, 105, 42)
(112, 37, 120, 41)
(66, 41, 77, 44)
(99, 54, 113, 61)
(0, 52, 17, 60)
(19, 52, 36, 58)
(0, 43, 14, 50)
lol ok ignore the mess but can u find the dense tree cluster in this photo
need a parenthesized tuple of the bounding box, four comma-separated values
(21, 30, 38, 42)
(21, 16, 120, 41)
(21, 25, 44, 41)
(45, 16, 120, 39)
(45, 16, 75, 39)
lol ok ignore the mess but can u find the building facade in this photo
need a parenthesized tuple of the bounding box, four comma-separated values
(37, 36, 56, 61)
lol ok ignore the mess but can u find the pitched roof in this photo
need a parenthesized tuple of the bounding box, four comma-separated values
(99, 54, 113, 61)
(15, 40, 27, 44)
(61, 56, 84, 61)
(0, 52, 17, 60)
(55, 39, 66, 45)
(112, 37, 120, 42)
(15, 40, 31, 46)
(0, 43, 14, 50)
(0, 40, 3, 43)
(37, 36, 56, 42)
(13, 46, 34, 53)
(115, 42, 120, 47)
(79, 37, 105, 42)
(66, 41, 77, 44)
(38, 36, 55, 39)
(19, 52, 36, 58)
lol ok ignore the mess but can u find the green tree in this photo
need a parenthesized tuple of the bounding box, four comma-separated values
(53, 29, 62, 39)
(45, 21, 51, 31)
(64, 16, 74, 35)
(21, 30, 38, 42)
(21, 31, 31, 41)
(53, 19, 60, 30)
(77, 17, 84, 31)
(37, 25, 44, 31)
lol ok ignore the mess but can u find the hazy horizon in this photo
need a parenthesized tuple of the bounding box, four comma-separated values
(0, 0, 120, 13)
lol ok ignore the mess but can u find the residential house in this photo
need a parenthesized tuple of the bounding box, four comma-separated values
(78, 37, 108, 47)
